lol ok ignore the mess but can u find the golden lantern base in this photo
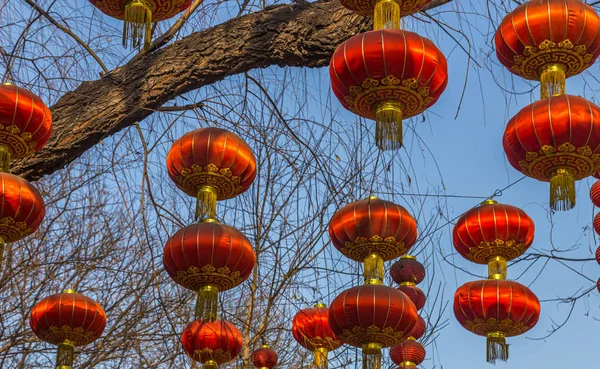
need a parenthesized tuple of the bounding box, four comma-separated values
(375, 101, 403, 151)
(314, 347, 329, 369)
(56, 339, 75, 369)
(486, 331, 508, 364)
(123, 0, 152, 50)
(540, 64, 566, 99)
(488, 256, 507, 280)
(196, 285, 219, 321)
(374, 0, 401, 30)
(362, 343, 382, 369)
(196, 185, 218, 221)
(549, 168, 575, 212)
(364, 253, 384, 285)
(0, 145, 10, 173)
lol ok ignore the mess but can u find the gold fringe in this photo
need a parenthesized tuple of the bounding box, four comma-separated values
(195, 285, 219, 321)
(374, 0, 401, 30)
(486, 332, 508, 363)
(375, 101, 403, 151)
(362, 343, 382, 369)
(56, 340, 75, 369)
(123, 0, 152, 50)
(196, 186, 218, 222)
(487, 256, 507, 280)
(314, 347, 328, 369)
(0, 146, 10, 173)
(540, 64, 566, 99)
(203, 360, 219, 369)
(549, 168, 575, 211)
(364, 253, 384, 285)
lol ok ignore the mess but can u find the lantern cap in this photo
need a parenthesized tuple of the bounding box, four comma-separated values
(482, 199, 497, 205)
(367, 195, 379, 200)
(314, 302, 327, 308)
(201, 218, 219, 224)
(63, 288, 77, 294)
(400, 254, 416, 260)
(260, 344, 270, 349)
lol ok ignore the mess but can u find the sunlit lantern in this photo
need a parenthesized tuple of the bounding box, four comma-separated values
(292, 303, 342, 369)
(181, 318, 242, 369)
(252, 344, 278, 369)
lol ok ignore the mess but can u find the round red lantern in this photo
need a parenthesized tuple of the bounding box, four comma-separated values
(591, 181, 600, 207)
(503, 95, 600, 211)
(495, 0, 600, 98)
(166, 127, 257, 220)
(390, 339, 426, 367)
(390, 255, 425, 285)
(453, 199, 534, 279)
(30, 289, 107, 368)
(409, 316, 426, 340)
(329, 196, 418, 283)
(454, 279, 540, 363)
(292, 303, 342, 369)
(181, 319, 242, 368)
(330, 29, 447, 150)
(328, 284, 418, 369)
(594, 213, 600, 235)
(398, 284, 426, 311)
(597, 277, 600, 293)
(252, 345, 278, 369)
(0, 83, 52, 170)
(89, 0, 192, 49)
(595, 246, 600, 265)
(338, 0, 432, 29)
(163, 220, 256, 320)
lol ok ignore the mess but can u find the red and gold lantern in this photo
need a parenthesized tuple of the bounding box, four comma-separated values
(591, 180, 600, 207)
(330, 30, 447, 150)
(181, 318, 242, 369)
(503, 95, 600, 211)
(328, 284, 418, 369)
(338, 0, 432, 30)
(88, 0, 192, 49)
(390, 255, 425, 285)
(390, 339, 426, 368)
(495, 0, 600, 98)
(30, 289, 107, 368)
(454, 279, 540, 363)
(163, 220, 256, 320)
(252, 345, 278, 369)
(292, 303, 342, 369)
(329, 196, 418, 283)
(166, 127, 257, 220)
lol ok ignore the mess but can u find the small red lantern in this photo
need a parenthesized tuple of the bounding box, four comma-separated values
(594, 213, 600, 235)
(503, 95, 600, 211)
(591, 180, 600, 207)
(454, 279, 540, 363)
(595, 246, 600, 265)
(390, 339, 426, 367)
(495, 0, 600, 98)
(390, 255, 425, 285)
(181, 318, 242, 368)
(328, 284, 418, 369)
(338, 0, 432, 29)
(329, 196, 418, 283)
(0, 83, 52, 170)
(292, 303, 342, 369)
(166, 127, 257, 220)
(330, 30, 447, 150)
(597, 277, 600, 293)
(409, 316, 426, 340)
(30, 289, 107, 368)
(398, 284, 425, 311)
(252, 344, 278, 369)
(163, 220, 256, 320)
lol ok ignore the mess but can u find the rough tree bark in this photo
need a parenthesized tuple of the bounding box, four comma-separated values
(13, 0, 450, 181)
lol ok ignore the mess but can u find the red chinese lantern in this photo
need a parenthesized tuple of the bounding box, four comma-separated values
(409, 316, 426, 340)
(30, 289, 107, 368)
(454, 279, 540, 363)
(338, 0, 432, 29)
(88, 0, 193, 49)
(292, 303, 342, 369)
(330, 29, 447, 150)
(503, 95, 600, 211)
(328, 284, 418, 369)
(495, 0, 600, 98)
(595, 246, 600, 265)
(252, 344, 278, 369)
(181, 318, 242, 368)
(398, 284, 425, 311)
(0, 83, 52, 170)
(329, 196, 418, 283)
(0, 173, 45, 264)
(390, 255, 425, 285)
(166, 127, 257, 220)
(597, 277, 600, 293)
(163, 220, 256, 320)
(389, 339, 425, 367)
(452, 199, 534, 279)
(591, 180, 600, 207)
(594, 213, 600, 235)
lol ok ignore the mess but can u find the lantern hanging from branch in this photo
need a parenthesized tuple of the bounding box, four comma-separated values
(495, 0, 600, 99)
(390, 339, 426, 368)
(338, 0, 432, 30)
(166, 127, 257, 221)
(329, 196, 418, 283)
(292, 303, 342, 369)
(503, 95, 600, 211)
(88, 0, 193, 49)
(252, 345, 278, 369)
(30, 289, 107, 369)
(330, 30, 447, 150)
(181, 318, 242, 369)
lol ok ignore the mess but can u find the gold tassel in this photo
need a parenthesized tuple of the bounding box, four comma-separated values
(362, 343, 382, 369)
(195, 285, 219, 321)
(486, 332, 508, 364)
(0, 236, 4, 269)
(374, 0, 401, 30)
(203, 360, 219, 369)
(487, 256, 507, 280)
(196, 186, 218, 221)
(123, 0, 152, 50)
(364, 253, 384, 285)
(314, 347, 328, 369)
(0, 146, 10, 173)
(540, 64, 566, 99)
(56, 339, 75, 369)
(549, 168, 575, 211)
(375, 101, 403, 151)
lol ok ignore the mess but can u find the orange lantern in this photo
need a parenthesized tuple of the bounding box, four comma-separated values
(30, 289, 107, 368)
(389, 339, 425, 368)
(181, 318, 242, 369)
(495, 0, 600, 98)
(292, 303, 342, 369)
(166, 127, 257, 220)
(252, 345, 278, 369)
(338, 0, 432, 29)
